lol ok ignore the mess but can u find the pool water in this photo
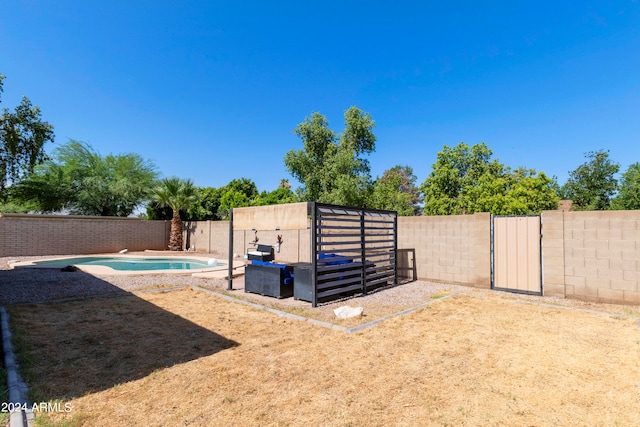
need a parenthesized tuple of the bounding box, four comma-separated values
(32, 257, 223, 271)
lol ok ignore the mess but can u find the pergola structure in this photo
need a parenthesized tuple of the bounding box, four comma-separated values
(228, 202, 398, 307)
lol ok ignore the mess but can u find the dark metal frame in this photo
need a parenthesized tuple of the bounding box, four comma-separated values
(396, 248, 417, 283)
(310, 203, 398, 307)
(228, 202, 398, 306)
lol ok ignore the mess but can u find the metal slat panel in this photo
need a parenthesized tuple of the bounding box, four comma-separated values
(365, 277, 393, 288)
(317, 232, 362, 238)
(311, 202, 398, 306)
(317, 277, 362, 289)
(317, 284, 363, 298)
(317, 224, 361, 231)
(317, 240, 362, 247)
(318, 247, 364, 254)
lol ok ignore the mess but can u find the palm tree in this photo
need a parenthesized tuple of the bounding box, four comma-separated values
(151, 177, 197, 251)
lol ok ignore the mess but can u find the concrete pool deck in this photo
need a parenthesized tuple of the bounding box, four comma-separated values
(7, 253, 246, 277)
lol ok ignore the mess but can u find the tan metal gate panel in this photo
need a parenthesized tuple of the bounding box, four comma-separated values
(492, 216, 541, 295)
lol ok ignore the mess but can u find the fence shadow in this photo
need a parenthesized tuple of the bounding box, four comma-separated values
(1, 268, 238, 401)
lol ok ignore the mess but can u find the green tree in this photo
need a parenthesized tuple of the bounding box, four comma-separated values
(421, 142, 558, 215)
(563, 150, 619, 210)
(420, 142, 502, 215)
(252, 187, 298, 206)
(186, 186, 224, 220)
(12, 140, 157, 216)
(148, 186, 223, 221)
(370, 165, 423, 215)
(219, 189, 250, 214)
(611, 162, 640, 210)
(464, 167, 559, 215)
(216, 178, 260, 217)
(284, 106, 376, 206)
(0, 73, 55, 200)
(225, 178, 259, 200)
(150, 177, 197, 251)
(153, 178, 278, 222)
(549, 175, 567, 199)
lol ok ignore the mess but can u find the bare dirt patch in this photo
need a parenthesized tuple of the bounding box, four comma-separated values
(9, 286, 640, 426)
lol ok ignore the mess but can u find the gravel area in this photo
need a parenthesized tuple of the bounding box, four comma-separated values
(2, 254, 638, 321)
(0, 254, 465, 308)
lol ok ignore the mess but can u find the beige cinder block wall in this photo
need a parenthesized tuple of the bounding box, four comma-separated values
(541, 211, 566, 298)
(0, 213, 169, 257)
(186, 220, 311, 264)
(184, 209, 640, 305)
(184, 220, 228, 254)
(184, 220, 246, 259)
(398, 213, 491, 288)
(553, 210, 640, 305)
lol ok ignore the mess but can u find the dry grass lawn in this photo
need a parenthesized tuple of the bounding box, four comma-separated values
(9, 287, 640, 426)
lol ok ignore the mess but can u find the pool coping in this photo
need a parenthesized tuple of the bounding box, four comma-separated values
(7, 254, 242, 276)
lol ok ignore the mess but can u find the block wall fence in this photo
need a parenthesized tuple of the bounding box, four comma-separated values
(2, 210, 640, 305)
(184, 220, 311, 264)
(541, 210, 640, 305)
(0, 213, 169, 256)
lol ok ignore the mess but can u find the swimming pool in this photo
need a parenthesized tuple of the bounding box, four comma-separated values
(10, 255, 227, 275)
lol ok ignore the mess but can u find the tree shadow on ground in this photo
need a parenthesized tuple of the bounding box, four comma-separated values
(0, 268, 134, 305)
(1, 269, 238, 401)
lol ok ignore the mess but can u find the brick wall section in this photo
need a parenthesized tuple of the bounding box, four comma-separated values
(559, 210, 640, 305)
(0, 214, 169, 257)
(398, 213, 491, 288)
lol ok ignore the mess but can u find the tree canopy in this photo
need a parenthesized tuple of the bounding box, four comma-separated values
(611, 162, 640, 210)
(370, 165, 422, 215)
(562, 150, 619, 210)
(251, 186, 297, 208)
(146, 177, 298, 221)
(284, 106, 376, 206)
(463, 167, 559, 215)
(421, 142, 501, 215)
(0, 73, 55, 199)
(421, 142, 558, 215)
(12, 140, 158, 216)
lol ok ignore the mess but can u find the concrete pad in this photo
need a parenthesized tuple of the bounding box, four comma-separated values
(192, 266, 245, 279)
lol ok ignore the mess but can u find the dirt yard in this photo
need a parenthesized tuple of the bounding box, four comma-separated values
(8, 286, 640, 426)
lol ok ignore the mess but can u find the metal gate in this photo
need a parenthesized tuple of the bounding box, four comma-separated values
(491, 215, 542, 295)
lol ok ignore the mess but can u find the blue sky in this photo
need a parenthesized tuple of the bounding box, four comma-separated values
(2, 1, 639, 193)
